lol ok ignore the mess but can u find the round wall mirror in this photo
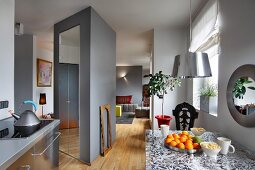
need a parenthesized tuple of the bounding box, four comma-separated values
(227, 64, 255, 127)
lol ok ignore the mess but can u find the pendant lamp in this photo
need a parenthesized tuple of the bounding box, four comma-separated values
(172, 0, 212, 78)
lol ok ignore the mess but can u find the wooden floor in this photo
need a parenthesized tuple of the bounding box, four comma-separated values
(59, 128, 80, 158)
(59, 118, 150, 170)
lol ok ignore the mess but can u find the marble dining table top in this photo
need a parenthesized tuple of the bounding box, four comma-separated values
(145, 130, 255, 170)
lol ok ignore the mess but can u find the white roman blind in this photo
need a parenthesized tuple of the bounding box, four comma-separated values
(190, 0, 219, 52)
(191, 0, 220, 115)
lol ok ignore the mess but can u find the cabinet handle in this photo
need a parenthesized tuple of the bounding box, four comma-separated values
(18, 165, 30, 170)
(32, 132, 61, 156)
(66, 100, 71, 103)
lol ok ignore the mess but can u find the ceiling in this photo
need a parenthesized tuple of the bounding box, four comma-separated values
(15, 0, 206, 69)
(117, 30, 152, 69)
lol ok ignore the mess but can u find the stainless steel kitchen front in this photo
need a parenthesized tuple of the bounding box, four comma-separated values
(7, 124, 60, 170)
(0, 119, 60, 170)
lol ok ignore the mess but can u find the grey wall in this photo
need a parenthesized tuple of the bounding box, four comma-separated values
(142, 69, 150, 85)
(54, 7, 116, 163)
(153, 27, 187, 129)
(54, 8, 91, 163)
(0, 0, 15, 120)
(15, 35, 34, 113)
(189, 0, 255, 151)
(116, 66, 142, 104)
(90, 9, 116, 161)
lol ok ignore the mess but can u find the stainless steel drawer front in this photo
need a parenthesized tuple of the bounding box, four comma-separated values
(32, 132, 61, 156)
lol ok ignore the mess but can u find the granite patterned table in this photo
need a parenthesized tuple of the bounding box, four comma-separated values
(146, 130, 255, 170)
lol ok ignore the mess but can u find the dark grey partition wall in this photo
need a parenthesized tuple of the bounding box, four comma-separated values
(54, 7, 116, 163)
(54, 8, 91, 163)
(15, 35, 33, 112)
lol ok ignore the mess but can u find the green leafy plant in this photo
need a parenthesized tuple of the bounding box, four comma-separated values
(233, 77, 255, 99)
(200, 84, 218, 97)
(144, 71, 181, 116)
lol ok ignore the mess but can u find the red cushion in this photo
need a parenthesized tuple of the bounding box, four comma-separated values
(116, 95, 132, 104)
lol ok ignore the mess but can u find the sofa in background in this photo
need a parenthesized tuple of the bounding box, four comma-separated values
(116, 95, 138, 112)
(119, 104, 138, 112)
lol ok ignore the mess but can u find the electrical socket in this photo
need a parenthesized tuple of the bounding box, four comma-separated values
(0, 101, 9, 109)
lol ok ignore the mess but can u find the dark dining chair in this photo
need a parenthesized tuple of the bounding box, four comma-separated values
(172, 102, 199, 130)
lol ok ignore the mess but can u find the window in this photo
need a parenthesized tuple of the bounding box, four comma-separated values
(191, 0, 220, 116)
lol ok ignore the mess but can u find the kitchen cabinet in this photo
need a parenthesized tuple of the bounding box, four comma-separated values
(7, 126, 59, 170)
(7, 147, 34, 170)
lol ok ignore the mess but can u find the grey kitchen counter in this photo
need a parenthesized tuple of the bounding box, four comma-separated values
(0, 119, 60, 169)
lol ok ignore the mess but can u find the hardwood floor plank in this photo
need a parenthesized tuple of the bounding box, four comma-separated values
(59, 118, 150, 170)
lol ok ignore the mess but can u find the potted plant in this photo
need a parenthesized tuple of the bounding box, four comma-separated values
(232, 77, 255, 99)
(144, 71, 181, 128)
(232, 77, 255, 113)
(200, 84, 218, 113)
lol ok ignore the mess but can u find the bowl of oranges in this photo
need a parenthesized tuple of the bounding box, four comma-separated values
(164, 131, 201, 154)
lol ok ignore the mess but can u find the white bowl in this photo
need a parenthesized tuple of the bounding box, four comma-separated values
(190, 128, 206, 136)
(200, 142, 221, 158)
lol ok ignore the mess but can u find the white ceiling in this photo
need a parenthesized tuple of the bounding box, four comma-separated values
(117, 30, 152, 69)
(15, 0, 206, 69)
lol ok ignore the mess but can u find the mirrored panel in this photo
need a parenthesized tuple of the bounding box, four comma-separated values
(58, 25, 80, 159)
(232, 77, 255, 115)
(227, 64, 255, 127)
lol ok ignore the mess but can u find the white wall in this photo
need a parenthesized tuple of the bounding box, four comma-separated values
(32, 38, 79, 117)
(153, 27, 187, 129)
(0, 0, 15, 120)
(33, 39, 54, 116)
(192, 0, 255, 151)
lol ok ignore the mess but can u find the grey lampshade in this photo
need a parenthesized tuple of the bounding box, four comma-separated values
(172, 52, 212, 78)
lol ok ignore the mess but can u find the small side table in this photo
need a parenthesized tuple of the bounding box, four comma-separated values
(135, 107, 150, 118)
(115, 105, 122, 117)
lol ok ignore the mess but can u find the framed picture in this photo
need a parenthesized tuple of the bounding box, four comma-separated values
(37, 59, 52, 87)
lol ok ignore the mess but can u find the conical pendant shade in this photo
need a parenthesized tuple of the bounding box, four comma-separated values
(172, 52, 212, 78)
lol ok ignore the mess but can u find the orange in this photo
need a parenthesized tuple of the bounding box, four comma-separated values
(193, 143, 200, 149)
(169, 137, 174, 141)
(170, 141, 177, 147)
(185, 143, 194, 150)
(188, 134, 193, 139)
(174, 139, 181, 144)
(165, 138, 173, 144)
(180, 136, 187, 143)
(173, 134, 180, 139)
(177, 143, 185, 149)
(185, 139, 193, 144)
(167, 134, 173, 139)
(182, 131, 189, 135)
(167, 135, 174, 141)
(179, 134, 187, 138)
